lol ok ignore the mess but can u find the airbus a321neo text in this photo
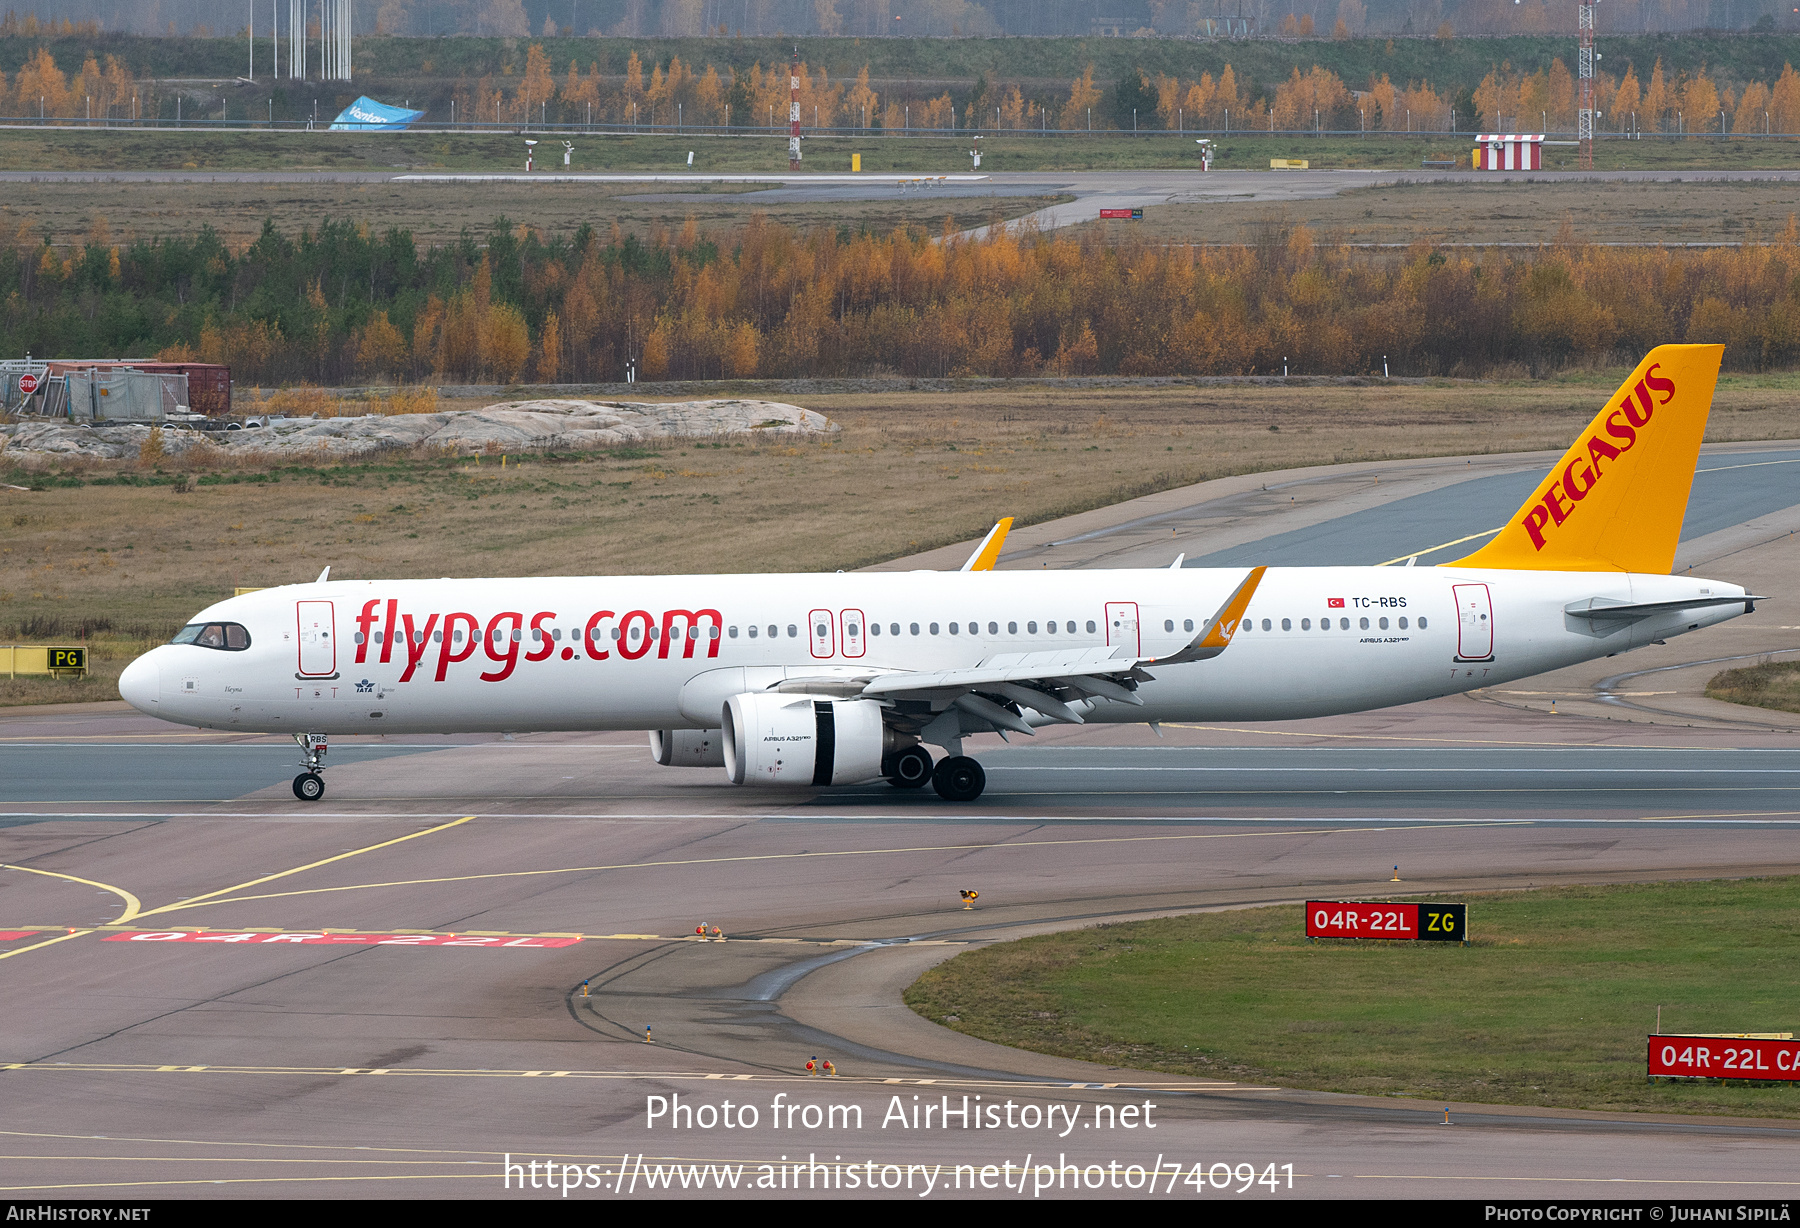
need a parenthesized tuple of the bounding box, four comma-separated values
(120, 345, 1756, 803)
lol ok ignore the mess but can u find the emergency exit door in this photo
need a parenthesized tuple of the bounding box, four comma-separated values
(296, 601, 337, 676)
(809, 609, 836, 659)
(1452, 584, 1494, 661)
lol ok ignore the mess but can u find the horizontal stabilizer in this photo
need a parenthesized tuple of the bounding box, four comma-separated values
(1565, 595, 1760, 621)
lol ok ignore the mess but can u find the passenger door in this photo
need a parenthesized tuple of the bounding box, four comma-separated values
(1105, 602, 1140, 655)
(296, 601, 337, 676)
(1452, 584, 1494, 660)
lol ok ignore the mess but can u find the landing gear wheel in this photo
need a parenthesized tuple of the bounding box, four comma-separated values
(885, 745, 934, 789)
(293, 772, 325, 801)
(931, 755, 986, 803)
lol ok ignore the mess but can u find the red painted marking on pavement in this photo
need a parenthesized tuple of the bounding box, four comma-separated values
(0, 931, 41, 942)
(102, 931, 581, 948)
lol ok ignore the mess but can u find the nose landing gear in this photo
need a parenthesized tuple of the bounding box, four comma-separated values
(292, 732, 328, 801)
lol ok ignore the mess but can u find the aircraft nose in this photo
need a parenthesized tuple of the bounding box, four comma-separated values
(118, 652, 160, 713)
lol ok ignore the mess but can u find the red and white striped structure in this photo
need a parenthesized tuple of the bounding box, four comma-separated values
(1475, 134, 1544, 171)
(788, 48, 802, 170)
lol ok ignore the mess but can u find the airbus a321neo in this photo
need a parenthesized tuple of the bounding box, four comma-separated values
(120, 345, 1755, 804)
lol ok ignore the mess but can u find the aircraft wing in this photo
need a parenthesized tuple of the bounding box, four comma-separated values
(848, 566, 1267, 733)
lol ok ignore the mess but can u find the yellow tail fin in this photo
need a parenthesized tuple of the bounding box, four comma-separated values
(1449, 344, 1722, 574)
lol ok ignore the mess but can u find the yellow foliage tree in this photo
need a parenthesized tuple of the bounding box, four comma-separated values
(846, 64, 877, 129)
(1684, 67, 1721, 136)
(517, 43, 554, 123)
(1769, 63, 1800, 135)
(355, 311, 407, 378)
(537, 310, 560, 382)
(1061, 64, 1101, 129)
(487, 303, 530, 383)
(1641, 58, 1672, 131)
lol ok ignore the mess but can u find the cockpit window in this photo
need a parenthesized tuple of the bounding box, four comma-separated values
(171, 622, 252, 651)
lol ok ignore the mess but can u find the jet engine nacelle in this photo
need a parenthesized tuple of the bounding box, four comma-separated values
(649, 728, 725, 767)
(722, 692, 893, 787)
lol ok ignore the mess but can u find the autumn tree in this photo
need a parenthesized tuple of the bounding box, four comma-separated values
(1061, 64, 1102, 129)
(846, 64, 878, 129)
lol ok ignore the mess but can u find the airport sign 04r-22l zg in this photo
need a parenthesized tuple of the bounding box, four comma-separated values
(1304, 901, 1468, 943)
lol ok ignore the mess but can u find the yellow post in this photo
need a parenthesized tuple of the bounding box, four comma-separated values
(852, 153, 861, 172)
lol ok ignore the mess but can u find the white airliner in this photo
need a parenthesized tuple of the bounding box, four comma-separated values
(119, 345, 1755, 803)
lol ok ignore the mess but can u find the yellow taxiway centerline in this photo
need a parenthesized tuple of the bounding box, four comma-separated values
(0, 863, 142, 925)
(129, 815, 474, 923)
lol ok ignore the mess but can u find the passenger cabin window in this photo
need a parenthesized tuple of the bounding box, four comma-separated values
(171, 622, 251, 651)
(787, 625, 798, 638)
(949, 623, 959, 635)
(1301, 618, 1312, 630)
(1184, 619, 1194, 632)
(1261, 618, 1272, 631)
(1027, 621, 1038, 634)
(1085, 620, 1097, 633)
(1281, 618, 1292, 631)
(1418, 616, 1429, 629)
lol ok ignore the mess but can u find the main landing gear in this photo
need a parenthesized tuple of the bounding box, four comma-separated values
(292, 732, 328, 801)
(931, 755, 986, 803)
(885, 745, 987, 802)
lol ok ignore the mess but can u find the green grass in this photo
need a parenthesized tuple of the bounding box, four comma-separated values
(1708, 660, 1800, 715)
(2, 125, 1796, 175)
(906, 879, 1800, 1117)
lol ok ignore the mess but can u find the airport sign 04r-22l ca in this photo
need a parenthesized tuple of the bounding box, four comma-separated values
(1649, 1035, 1800, 1081)
(1304, 901, 1468, 943)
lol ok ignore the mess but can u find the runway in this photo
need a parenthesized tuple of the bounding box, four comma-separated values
(13, 166, 1800, 236)
(3, 438, 1800, 1199)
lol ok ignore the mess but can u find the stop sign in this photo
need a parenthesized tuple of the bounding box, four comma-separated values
(17, 373, 38, 394)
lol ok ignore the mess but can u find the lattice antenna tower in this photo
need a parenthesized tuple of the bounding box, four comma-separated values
(1577, 0, 1597, 169)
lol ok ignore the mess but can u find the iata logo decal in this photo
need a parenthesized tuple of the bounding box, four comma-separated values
(1521, 363, 1675, 551)
(354, 678, 374, 693)
(352, 599, 723, 685)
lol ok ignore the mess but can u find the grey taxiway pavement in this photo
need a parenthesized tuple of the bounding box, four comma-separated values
(3, 443, 1799, 1199)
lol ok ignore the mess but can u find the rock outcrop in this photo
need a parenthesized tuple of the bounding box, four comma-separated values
(1, 398, 835, 460)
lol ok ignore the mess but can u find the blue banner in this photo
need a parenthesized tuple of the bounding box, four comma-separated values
(329, 96, 425, 131)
